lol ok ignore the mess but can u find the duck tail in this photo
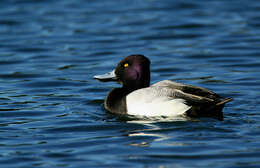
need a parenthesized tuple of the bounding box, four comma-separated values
(186, 97, 232, 121)
(216, 97, 233, 106)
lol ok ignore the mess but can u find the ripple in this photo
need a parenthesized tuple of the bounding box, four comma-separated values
(20, 80, 84, 88)
(14, 47, 51, 53)
(0, 19, 22, 26)
(155, 23, 217, 30)
(0, 72, 40, 79)
(0, 110, 53, 118)
(58, 65, 76, 70)
(144, 152, 260, 161)
(141, 33, 202, 40)
(0, 60, 25, 65)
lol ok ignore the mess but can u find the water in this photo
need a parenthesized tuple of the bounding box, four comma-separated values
(0, 0, 260, 167)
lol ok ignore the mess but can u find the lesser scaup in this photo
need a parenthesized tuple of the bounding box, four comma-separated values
(94, 54, 232, 120)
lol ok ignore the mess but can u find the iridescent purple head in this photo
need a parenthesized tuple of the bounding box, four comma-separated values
(94, 54, 151, 91)
(115, 55, 150, 90)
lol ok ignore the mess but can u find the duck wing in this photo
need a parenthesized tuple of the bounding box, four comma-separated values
(152, 80, 221, 101)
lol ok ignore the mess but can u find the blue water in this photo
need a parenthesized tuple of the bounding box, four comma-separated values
(1, 0, 260, 167)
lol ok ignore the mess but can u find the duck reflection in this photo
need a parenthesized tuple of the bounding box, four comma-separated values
(125, 116, 196, 146)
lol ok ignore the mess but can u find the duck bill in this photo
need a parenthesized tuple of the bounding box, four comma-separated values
(94, 70, 118, 82)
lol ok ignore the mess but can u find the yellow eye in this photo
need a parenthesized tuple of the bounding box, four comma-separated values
(124, 63, 129, 68)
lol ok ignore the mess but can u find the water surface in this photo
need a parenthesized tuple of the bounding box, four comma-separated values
(1, 0, 260, 167)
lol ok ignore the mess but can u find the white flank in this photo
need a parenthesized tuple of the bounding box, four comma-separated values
(126, 87, 191, 117)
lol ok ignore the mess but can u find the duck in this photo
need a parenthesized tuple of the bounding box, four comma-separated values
(94, 54, 232, 120)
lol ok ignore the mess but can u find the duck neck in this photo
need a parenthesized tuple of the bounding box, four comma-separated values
(122, 80, 150, 94)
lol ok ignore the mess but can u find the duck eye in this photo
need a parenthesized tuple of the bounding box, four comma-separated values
(123, 63, 129, 68)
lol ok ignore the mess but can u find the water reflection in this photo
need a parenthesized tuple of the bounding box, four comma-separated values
(126, 116, 197, 146)
(128, 122, 171, 144)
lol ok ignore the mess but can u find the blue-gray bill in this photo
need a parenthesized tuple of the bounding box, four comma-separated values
(94, 70, 118, 82)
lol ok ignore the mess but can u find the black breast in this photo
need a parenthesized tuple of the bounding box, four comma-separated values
(104, 88, 127, 115)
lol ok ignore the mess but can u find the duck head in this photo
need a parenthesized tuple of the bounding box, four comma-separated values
(94, 55, 151, 91)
